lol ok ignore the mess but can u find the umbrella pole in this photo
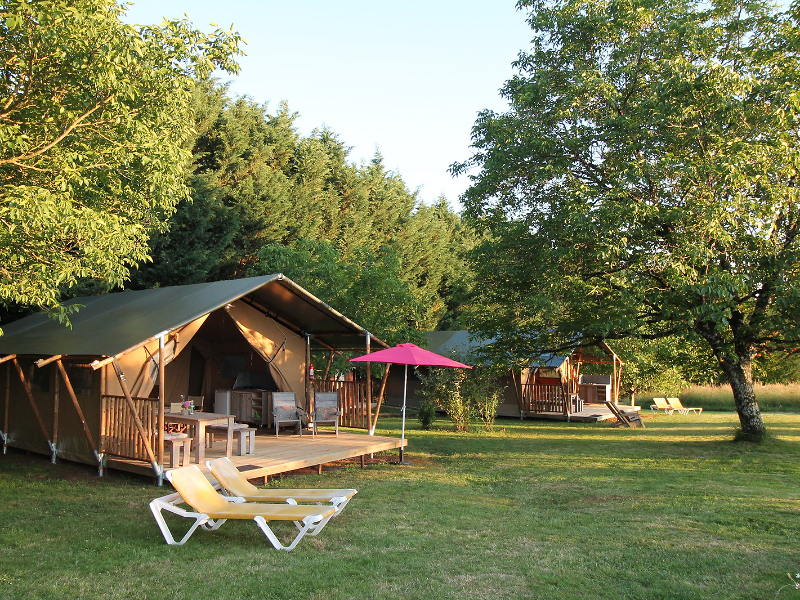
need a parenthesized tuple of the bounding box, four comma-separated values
(400, 364, 407, 462)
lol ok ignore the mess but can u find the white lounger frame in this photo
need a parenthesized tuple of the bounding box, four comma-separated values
(205, 458, 356, 516)
(149, 488, 334, 551)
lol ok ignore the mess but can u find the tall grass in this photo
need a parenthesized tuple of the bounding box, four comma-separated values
(2, 413, 800, 599)
(640, 382, 800, 412)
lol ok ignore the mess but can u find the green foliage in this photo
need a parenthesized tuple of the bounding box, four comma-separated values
(417, 366, 474, 431)
(0, 0, 242, 317)
(249, 238, 424, 346)
(416, 397, 438, 430)
(462, 364, 503, 432)
(454, 0, 800, 436)
(133, 79, 473, 333)
(416, 353, 502, 432)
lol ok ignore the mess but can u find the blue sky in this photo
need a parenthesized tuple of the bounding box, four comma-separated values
(121, 1, 534, 209)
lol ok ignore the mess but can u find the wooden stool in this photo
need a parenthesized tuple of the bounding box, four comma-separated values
(205, 425, 257, 456)
(163, 432, 190, 467)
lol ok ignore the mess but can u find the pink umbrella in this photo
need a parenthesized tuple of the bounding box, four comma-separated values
(350, 343, 471, 462)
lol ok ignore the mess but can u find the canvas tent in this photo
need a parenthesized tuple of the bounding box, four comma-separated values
(0, 275, 386, 478)
(383, 331, 523, 418)
(383, 332, 624, 420)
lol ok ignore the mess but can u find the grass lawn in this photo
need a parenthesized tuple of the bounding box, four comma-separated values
(2, 412, 800, 599)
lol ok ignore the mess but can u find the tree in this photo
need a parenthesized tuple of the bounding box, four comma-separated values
(249, 238, 425, 346)
(453, 0, 800, 439)
(0, 0, 242, 318)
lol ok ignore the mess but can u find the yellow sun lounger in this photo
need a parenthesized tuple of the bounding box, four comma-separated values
(667, 397, 703, 415)
(149, 465, 336, 551)
(205, 457, 357, 515)
(650, 397, 674, 415)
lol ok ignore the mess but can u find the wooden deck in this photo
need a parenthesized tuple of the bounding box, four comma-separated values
(106, 430, 405, 481)
(523, 403, 642, 423)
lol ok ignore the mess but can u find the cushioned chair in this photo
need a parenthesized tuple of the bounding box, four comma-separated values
(206, 457, 356, 516)
(150, 465, 337, 550)
(312, 392, 341, 437)
(272, 393, 306, 438)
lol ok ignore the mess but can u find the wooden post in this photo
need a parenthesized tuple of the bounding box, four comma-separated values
(11, 358, 53, 458)
(322, 350, 334, 381)
(111, 358, 159, 475)
(370, 364, 391, 435)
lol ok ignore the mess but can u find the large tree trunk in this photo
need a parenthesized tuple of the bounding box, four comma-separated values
(719, 352, 766, 439)
(696, 322, 766, 439)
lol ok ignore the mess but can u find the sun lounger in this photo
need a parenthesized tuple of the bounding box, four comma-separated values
(149, 465, 336, 551)
(666, 397, 703, 415)
(650, 397, 674, 415)
(604, 401, 645, 427)
(205, 457, 357, 516)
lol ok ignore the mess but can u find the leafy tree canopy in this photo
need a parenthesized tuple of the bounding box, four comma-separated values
(453, 0, 800, 437)
(133, 80, 473, 334)
(0, 0, 242, 320)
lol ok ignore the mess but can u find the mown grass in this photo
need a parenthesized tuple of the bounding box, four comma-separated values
(639, 382, 800, 412)
(2, 412, 800, 599)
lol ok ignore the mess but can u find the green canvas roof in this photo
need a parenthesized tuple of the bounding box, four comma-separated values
(0, 275, 385, 358)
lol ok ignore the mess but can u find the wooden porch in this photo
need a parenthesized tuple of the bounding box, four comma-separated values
(106, 429, 405, 481)
(524, 402, 642, 423)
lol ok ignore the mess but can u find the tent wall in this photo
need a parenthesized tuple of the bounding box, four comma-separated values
(1, 357, 102, 465)
(104, 316, 208, 399)
(225, 301, 307, 398)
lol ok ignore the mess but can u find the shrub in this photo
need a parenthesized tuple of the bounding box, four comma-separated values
(416, 366, 474, 432)
(417, 398, 438, 430)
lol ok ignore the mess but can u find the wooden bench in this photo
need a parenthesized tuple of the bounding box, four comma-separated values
(163, 432, 191, 467)
(205, 424, 257, 455)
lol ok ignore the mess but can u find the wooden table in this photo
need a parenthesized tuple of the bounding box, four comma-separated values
(164, 411, 234, 464)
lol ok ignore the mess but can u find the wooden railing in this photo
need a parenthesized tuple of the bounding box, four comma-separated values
(520, 383, 569, 414)
(101, 395, 158, 461)
(313, 380, 375, 429)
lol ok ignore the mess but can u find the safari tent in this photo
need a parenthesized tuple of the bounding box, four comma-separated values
(383, 332, 623, 421)
(0, 275, 386, 478)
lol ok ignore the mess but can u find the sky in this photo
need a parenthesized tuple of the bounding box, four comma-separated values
(121, 1, 534, 209)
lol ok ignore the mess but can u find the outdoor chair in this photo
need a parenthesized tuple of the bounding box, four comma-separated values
(150, 465, 337, 550)
(206, 457, 356, 515)
(650, 397, 674, 415)
(272, 393, 306, 437)
(604, 400, 645, 428)
(311, 392, 341, 437)
(666, 397, 703, 415)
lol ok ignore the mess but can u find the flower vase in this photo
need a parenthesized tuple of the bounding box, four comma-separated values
(181, 408, 189, 415)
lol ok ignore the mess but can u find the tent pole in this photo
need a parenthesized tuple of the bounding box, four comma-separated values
(158, 335, 166, 476)
(111, 358, 160, 479)
(52, 365, 60, 463)
(11, 358, 54, 460)
(3, 362, 10, 453)
(399, 364, 407, 463)
(365, 334, 372, 431)
(305, 334, 312, 414)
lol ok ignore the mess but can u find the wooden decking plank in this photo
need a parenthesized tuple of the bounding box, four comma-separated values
(105, 430, 403, 481)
